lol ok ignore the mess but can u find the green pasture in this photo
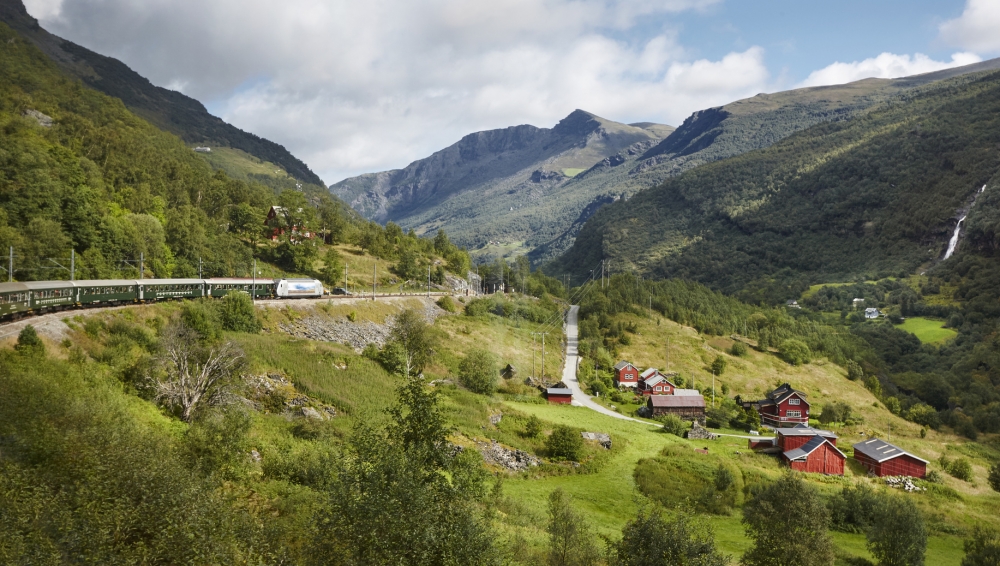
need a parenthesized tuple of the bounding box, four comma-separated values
(897, 317, 957, 344)
(562, 168, 586, 177)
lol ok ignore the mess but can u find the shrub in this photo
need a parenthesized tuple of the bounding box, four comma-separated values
(609, 507, 728, 566)
(524, 415, 542, 438)
(989, 462, 1000, 493)
(828, 483, 880, 534)
(546, 425, 583, 461)
(218, 292, 261, 333)
(948, 457, 974, 482)
(963, 525, 1000, 566)
(905, 404, 940, 429)
(779, 339, 811, 366)
(15, 325, 44, 355)
(458, 349, 499, 395)
(710, 355, 727, 375)
(730, 342, 748, 357)
(660, 414, 688, 436)
(847, 360, 864, 381)
(436, 296, 457, 313)
(818, 402, 852, 424)
(180, 300, 222, 342)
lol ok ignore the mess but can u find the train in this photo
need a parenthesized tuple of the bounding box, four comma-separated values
(0, 277, 325, 320)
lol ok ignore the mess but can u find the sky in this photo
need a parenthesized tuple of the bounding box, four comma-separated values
(21, 0, 1000, 185)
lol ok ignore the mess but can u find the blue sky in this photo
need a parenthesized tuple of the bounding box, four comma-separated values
(25, 0, 1000, 183)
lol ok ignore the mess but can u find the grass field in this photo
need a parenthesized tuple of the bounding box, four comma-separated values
(562, 168, 586, 177)
(897, 316, 957, 344)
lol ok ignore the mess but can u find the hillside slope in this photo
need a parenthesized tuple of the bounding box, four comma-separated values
(330, 110, 672, 256)
(556, 69, 1000, 299)
(0, 0, 324, 186)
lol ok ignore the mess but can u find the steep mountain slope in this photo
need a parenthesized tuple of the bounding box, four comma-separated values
(556, 69, 1000, 301)
(330, 110, 672, 255)
(527, 59, 1000, 263)
(0, 0, 324, 186)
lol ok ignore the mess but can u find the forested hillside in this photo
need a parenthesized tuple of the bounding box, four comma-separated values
(558, 69, 1000, 300)
(0, 0, 324, 186)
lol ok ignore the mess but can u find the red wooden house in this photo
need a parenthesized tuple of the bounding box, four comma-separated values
(783, 435, 845, 475)
(546, 386, 573, 405)
(852, 438, 928, 478)
(265, 206, 313, 241)
(638, 368, 677, 396)
(613, 361, 639, 388)
(740, 383, 810, 427)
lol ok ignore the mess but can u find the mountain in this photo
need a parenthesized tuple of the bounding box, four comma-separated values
(555, 68, 1000, 303)
(0, 0, 324, 187)
(330, 110, 673, 257)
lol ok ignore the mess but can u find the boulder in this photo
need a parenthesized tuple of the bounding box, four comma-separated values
(581, 432, 612, 449)
(686, 422, 718, 440)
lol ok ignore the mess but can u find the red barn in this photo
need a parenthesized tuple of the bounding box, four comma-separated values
(614, 361, 639, 388)
(546, 387, 573, 404)
(852, 438, 928, 478)
(783, 436, 845, 475)
(741, 383, 810, 427)
(647, 394, 706, 424)
(638, 369, 677, 396)
(775, 425, 838, 451)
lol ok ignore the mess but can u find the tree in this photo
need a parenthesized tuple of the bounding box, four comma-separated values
(741, 474, 834, 566)
(15, 325, 44, 356)
(989, 462, 1000, 493)
(711, 355, 727, 375)
(181, 300, 222, 342)
(730, 342, 748, 357)
(319, 248, 343, 288)
(779, 339, 811, 366)
(546, 425, 583, 461)
(388, 309, 437, 377)
(313, 376, 501, 565)
(867, 495, 927, 566)
(151, 323, 245, 422)
(228, 202, 259, 244)
(962, 526, 1000, 566)
(547, 488, 599, 566)
(459, 349, 499, 395)
(218, 292, 261, 333)
(847, 360, 864, 381)
(525, 415, 543, 438)
(609, 507, 729, 566)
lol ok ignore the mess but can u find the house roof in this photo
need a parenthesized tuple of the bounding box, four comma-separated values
(766, 383, 808, 405)
(775, 426, 837, 438)
(546, 388, 572, 396)
(643, 375, 667, 387)
(673, 388, 702, 396)
(783, 436, 845, 461)
(639, 368, 659, 379)
(649, 395, 705, 408)
(614, 361, 635, 371)
(852, 438, 928, 464)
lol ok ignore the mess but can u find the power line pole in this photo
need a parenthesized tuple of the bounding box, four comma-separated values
(139, 252, 144, 279)
(541, 333, 546, 380)
(601, 259, 605, 289)
(427, 265, 431, 297)
(373, 261, 377, 301)
(252, 259, 257, 302)
(7, 246, 12, 282)
(199, 257, 203, 279)
(70, 250, 75, 281)
(712, 370, 716, 408)
(666, 338, 670, 372)
(531, 333, 537, 378)
(344, 264, 348, 292)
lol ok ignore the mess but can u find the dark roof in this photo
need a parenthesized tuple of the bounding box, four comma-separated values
(775, 426, 837, 438)
(852, 438, 928, 464)
(783, 436, 845, 461)
(547, 388, 573, 396)
(649, 395, 705, 408)
(767, 382, 807, 401)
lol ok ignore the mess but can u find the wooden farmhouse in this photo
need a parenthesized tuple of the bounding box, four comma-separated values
(638, 368, 679, 396)
(739, 383, 810, 427)
(265, 206, 313, 241)
(852, 438, 928, 478)
(647, 395, 706, 424)
(749, 425, 844, 475)
(613, 361, 639, 388)
(546, 386, 573, 405)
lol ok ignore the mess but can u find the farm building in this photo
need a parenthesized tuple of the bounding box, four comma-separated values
(639, 368, 679, 396)
(783, 436, 845, 475)
(865, 307, 880, 319)
(546, 387, 573, 404)
(647, 394, 705, 423)
(613, 361, 639, 388)
(738, 383, 810, 427)
(852, 438, 928, 478)
(748, 425, 837, 452)
(265, 206, 313, 241)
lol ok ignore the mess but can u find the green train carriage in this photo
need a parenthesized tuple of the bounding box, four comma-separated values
(138, 279, 207, 301)
(75, 280, 140, 306)
(206, 278, 276, 299)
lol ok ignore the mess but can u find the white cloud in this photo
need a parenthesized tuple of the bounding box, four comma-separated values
(21, 0, 780, 184)
(797, 52, 982, 88)
(939, 0, 1000, 54)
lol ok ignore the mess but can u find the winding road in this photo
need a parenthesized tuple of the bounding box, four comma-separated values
(562, 305, 658, 427)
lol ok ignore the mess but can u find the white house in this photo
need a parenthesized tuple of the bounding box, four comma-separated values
(864, 307, 880, 319)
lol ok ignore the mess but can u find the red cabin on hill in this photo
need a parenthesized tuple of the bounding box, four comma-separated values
(783, 435, 845, 475)
(639, 368, 677, 396)
(852, 438, 928, 478)
(546, 386, 573, 405)
(614, 361, 639, 388)
(739, 383, 810, 427)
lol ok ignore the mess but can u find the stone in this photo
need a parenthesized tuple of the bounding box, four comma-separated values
(581, 432, 612, 449)
(475, 440, 539, 472)
(250, 449, 262, 463)
(686, 422, 718, 440)
(301, 407, 324, 420)
(489, 413, 502, 426)
(23, 109, 53, 127)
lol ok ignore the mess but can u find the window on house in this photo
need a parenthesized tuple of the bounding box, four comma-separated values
(788, 398, 800, 405)
(787, 410, 801, 418)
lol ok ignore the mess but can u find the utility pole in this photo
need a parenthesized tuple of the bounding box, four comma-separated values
(601, 259, 605, 289)
(140, 252, 144, 279)
(199, 257, 203, 279)
(7, 246, 12, 282)
(70, 250, 75, 281)
(344, 264, 348, 292)
(427, 265, 431, 296)
(252, 259, 257, 302)
(666, 338, 670, 372)
(712, 371, 716, 408)
(541, 333, 546, 380)
(373, 261, 377, 301)
(531, 333, 537, 378)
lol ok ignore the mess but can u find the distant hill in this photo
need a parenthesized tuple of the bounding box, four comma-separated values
(330, 110, 673, 257)
(0, 0, 325, 187)
(555, 68, 1000, 303)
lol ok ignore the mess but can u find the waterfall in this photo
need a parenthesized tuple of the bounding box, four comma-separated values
(943, 184, 987, 260)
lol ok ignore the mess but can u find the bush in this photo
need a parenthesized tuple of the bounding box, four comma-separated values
(828, 483, 879, 534)
(546, 425, 583, 461)
(436, 296, 457, 313)
(218, 292, 261, 333)
(906, 404, 940, 429)
(847, 360, 864, 381)
(458, 349, 499, 395)
(609, 507, 728, 566)
(660, 414, 688, 436)
(818, 402, 852, 424)
(947, 457, 974, 482)
(180, 300, 222, 342)
(989, 462, 1000, 493)
(963, 525, 1000, 566)
(779, 339, 811, 365)
(524, 415, 542, 438)
(730, 342, 748, 357)
(710, 355, 727, 375)
(15, 325, 44, 355)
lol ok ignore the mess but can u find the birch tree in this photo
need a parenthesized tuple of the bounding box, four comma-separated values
(152, 324, 244, 422)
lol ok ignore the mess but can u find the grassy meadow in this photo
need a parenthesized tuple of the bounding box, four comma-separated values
(896, 316, 958, 344)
